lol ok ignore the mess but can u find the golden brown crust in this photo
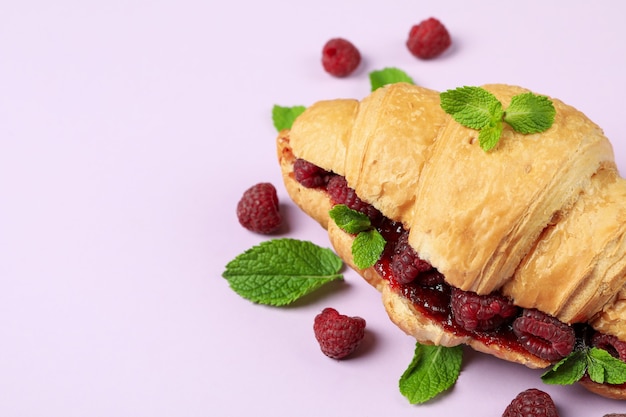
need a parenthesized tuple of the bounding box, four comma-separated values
(277, 83, 626, 399)
(409, 84, 615, 298)
(287, 83, 626, 333)
(579, 378, 626, 400)
(278, 128, 550, 370)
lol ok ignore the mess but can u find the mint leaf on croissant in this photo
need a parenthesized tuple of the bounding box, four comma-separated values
(541, 350, 588, 385)
(352, 229, 386, 270)
(587, 348, 626, 385)
(440, 86, 503, 130)
(541, 347, 626, 386)
(329, 205, 386, 269)
(440, 86, 555, 151)
(504, 92, 556, 134)
(329, 204, 372, 234)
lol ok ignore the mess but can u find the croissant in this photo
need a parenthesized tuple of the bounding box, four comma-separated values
(275, 82, 626, 399)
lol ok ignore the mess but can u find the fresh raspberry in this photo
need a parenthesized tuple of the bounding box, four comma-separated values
(321, 38, 361, 77)
(293, 158, 330, 188)
(390, 231, 432, 284)
(451, 288, 519, 332)
(236, 182, 281, 234)
(313, 307, 366, 359)
(513, 309, 575, 362)
(502, 388, 560, 417)
(591, 332, 626, 361)
(326, 175, 381, 220)
(406, 17, 451, 59)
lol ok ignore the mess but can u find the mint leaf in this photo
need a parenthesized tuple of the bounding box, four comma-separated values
(352, 229, 386, 269)
(504, 92, 556, 134)
(222, 239, 343, 306)
(541, 350, 587, 385)
(440, 86, 556, 152)
(369, 67, 415, 91)
(440, 86, 503, 130)
(328, 205, 386, 269)
(329, 204, 371, 234)
(478, 120, 504, 151)
(587, 347, 626, 385)
(272, 105, 306, 131)
(399, 343, 463, 404)
(541, 347, 626, 386)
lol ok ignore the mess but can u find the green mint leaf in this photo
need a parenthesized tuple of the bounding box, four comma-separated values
(329, 204, 372, 234)
(272, 105, 306, 131)
(440, 86, 503, 130)
(587, 347, 626, 385)
(369, 67, 415, 91)
(541, 350, 587, 385)
(504, 92, 556, 134)
(399, 343, 463, 404)
(478, 120, 504, 151)
(351, 229, 386, 269)
(222, 238, 343, 306)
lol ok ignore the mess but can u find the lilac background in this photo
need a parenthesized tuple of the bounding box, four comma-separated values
(2, 1, 626, 416)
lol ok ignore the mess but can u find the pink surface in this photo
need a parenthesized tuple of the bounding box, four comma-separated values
(2, 1, 626, 416)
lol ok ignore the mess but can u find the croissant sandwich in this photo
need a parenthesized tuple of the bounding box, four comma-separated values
(276, 82, 626, 400)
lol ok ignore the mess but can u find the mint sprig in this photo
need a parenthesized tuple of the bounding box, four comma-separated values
(399, 342, 463, 404)
(541, 347, 626, 386)
(272, 104, 306, 131)
(369, 67, 415, 91)
(328, 204, 386, 269)
(440, 86, 555, 151)
(352, 229, 386, 269)
(504, 92, 556, 134)
(222, 238, 343, 306)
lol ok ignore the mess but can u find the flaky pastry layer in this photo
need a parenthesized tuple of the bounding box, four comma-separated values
(277, 83, 626, 399)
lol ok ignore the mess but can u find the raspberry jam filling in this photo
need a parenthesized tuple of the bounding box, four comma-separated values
(292, 157, 626, 373)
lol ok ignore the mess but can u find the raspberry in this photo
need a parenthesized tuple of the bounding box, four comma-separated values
(236, 182, 282, 234)
(321, 38, 361, 77)
(313, 307, 366, 359)
(406, 17, 451, 59)
(591, 332, 626, 361)
(512, 309, 575, 362)
(451, 288, 519, 332)
(502, 388, 559, 417)
(326, 175, 381, 220)
(293, 158, 330, 188)
(390, 231, 432, 284)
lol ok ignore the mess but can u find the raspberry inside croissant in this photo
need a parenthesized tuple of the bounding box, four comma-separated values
(276, 82, 626, 400)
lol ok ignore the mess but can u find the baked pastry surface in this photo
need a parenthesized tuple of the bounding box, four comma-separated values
(277, 82, 626, 399)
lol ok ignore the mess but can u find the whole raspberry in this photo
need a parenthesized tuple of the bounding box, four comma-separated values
(406, 17, 451, 59)
(390, 231, 432, 285)
(236, 182, 282, 234)
(321, 38, 361, 77)
(512, 309, 575, 362)
(502, 388, 560, 417)
(326, 175, 381, 220)
(451, 288, 519, 332)
(313, 307, 366, 359)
